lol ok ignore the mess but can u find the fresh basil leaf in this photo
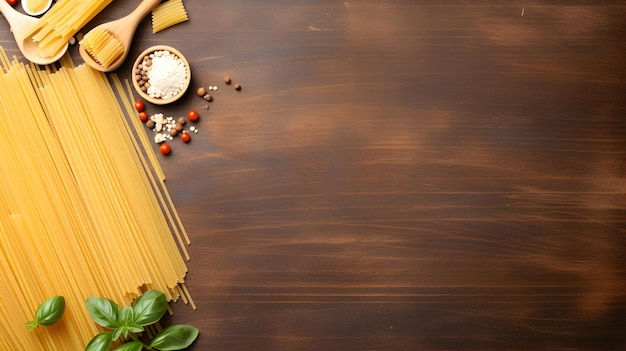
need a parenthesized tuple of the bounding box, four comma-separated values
(127, 324, 144, 334)
(113, 341, 144, 351)
(86, 296, 122, 329)
(85, 331, 114, 351)
(149, 325, 199, 351)
(35, 295, 65, 326)
(112, 327, 124, 341)
(120, 306, 134, 327)
(133, 290, 167, 326)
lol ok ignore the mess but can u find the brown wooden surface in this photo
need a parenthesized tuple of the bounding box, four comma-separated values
(2, 1, 626, 350)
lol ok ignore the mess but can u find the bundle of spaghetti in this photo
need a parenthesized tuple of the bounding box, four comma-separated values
(80, 28, 125, 68)
(0, 47, 193, 350)
(24, 0, 112, 59)
(152, 0, 189, 33)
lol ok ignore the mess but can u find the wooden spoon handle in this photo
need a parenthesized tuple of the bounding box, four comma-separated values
(125, 0, 162, 24)
(0, 0, 39, 35)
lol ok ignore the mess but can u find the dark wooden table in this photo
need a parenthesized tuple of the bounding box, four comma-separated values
(2, 1, 625, 350)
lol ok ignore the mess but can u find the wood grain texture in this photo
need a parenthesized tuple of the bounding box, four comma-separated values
(2, 1, 625, 350)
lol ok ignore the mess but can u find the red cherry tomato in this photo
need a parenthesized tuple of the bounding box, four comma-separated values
(159, 143, 171, 155)
(134, 99, 145, 112)
(138, 111, 149, 122)
(187, 109, 199, 122)
(180, 132, 191, 143)
(6, 0, 18, 6)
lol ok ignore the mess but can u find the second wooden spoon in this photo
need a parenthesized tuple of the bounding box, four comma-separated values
(79, 0, 161, 72)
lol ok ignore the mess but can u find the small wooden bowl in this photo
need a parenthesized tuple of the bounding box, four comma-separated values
(132, 45, 191, 105)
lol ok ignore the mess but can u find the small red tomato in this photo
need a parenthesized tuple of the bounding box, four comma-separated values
(180, 132, 191, 143)
(134, 99, 145, 112)
(6, 0, 18, 5)
(138, 111, 149, 122)
(159, 143, 171, 155)
(187, 109, 199, 122)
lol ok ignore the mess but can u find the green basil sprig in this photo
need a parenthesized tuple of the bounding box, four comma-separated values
(84, 290, 198, 351)
(26, 295, 65, 331)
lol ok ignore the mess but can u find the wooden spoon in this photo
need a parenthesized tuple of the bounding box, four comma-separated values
(0, 0, 68, 65)
(79, 0, 161, 72)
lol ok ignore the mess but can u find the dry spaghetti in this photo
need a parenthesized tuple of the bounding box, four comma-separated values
(0, 47, 193, 350)
(24, 0, 113, 59)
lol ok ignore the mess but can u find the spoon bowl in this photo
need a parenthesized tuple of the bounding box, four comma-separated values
(79, 0, 161, 72)
(0, 0, 67, 65)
